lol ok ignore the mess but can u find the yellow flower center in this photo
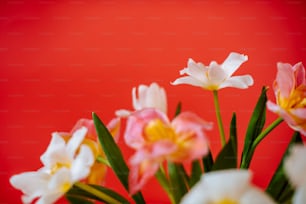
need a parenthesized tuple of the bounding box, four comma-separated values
(278, 85, 306, 110)
(60, 182, 72, 193)
(50, 162, 71, 175)
(144, 119, 176, 143)
(212, 198, 239, 204)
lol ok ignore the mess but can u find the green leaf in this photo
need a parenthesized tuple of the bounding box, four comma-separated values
(92, 113, 145, 204)
(202, 149, 214, 172)
(240, 86, 268, 168)
(212, 113, 237, 170)
(266, 131, 302, 202)
(189, 160, 202, 187)
(168, 162, 188, 204)
(66, 184, 130, 204)
(174, 101, 182, 117)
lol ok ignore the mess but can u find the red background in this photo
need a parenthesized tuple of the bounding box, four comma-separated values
(1, 1, 305, 203)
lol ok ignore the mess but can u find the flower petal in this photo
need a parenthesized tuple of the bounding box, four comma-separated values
(221, 52, 248, 77)
(10, 171, 50, 203)
(219, 75, 254, 89)
(66, 126, 87, 158)
(115, 109, 132, 117)
(71, 144, 95, 182)
(107, 117, 121, 140)
(293, 184, 306, 204)
(171, 76, 205, 88)
(241, 187, 276, 204)
(70, 119, 96, 140)
(129, 149, 160, 195)
(284, 145, 306, 187)
(208, 61, 227, 87)
(124, 109, 169, 149)
(276, 62, 295, 98)
(293, 62, 306, 87)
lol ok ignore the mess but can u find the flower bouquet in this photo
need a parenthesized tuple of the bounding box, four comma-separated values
(10, 52, 306, 204)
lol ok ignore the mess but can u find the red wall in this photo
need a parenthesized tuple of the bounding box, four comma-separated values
(1, 1, 305, 203)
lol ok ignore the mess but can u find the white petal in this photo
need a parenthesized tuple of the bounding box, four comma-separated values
(180, 178, 210, 204)
(241, 187, 276, 204)
(10, 171, 50, 203)
(293, 184, 306, 204)
(202, 170, 251, 201)
(66, 126, 87, 158)
(219, 75, 254, 89)
(185, 58, 207, 82)
(115, 109, 132, 117)
(171, 76, 205, 88)
(266, 101, 281, 113)
(40, 133, 66, 167)
(71, 144, 94, 182)
(284, 145, 306, 187)
(208, 61, 227, 86)
(36, 191, 63, 204)
(221, 52, 248, 77)
(143, 83, 167, 114)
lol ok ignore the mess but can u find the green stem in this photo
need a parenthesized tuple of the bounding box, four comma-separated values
(74, 182, 121, 204)
(155, 166, 176, 204)
(241, 117, 283, 169)
(213, 90, 226, 147)
(251, 117, 283, 149)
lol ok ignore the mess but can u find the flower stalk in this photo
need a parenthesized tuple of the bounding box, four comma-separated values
(213, 90, 226, 147)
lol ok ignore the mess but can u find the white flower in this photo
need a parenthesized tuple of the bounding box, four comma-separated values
(180, 170, 275, 204)
(172, 52, 254, 90)
(10, 127, 95, 204)
(116, 82, 167, 117)
(284, 144, 306, 204)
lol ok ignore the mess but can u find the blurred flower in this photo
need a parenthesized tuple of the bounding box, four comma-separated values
(10, 127, 94, 204)
(116, 82, 167, 117)
(181, 169, 275, 204)
(284, 144, 306, 204)
(59, 118, 120, 185)
(267, 62, 306, 136)
(171, 52, 253, 90)
(124, 108, 212, 194)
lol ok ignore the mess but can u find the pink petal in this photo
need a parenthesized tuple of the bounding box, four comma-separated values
(266, 101, 281, 114)
(221, 52, 248, 77)
(124, 109, 169, 149)
(276, 63, 295, 98)
(128, 150, 160, 195)
(290, 108, 306, 119)
(293, 62, 306, 87)
(70, 119, 97, 141)
(219, 75, 254, 89)
(106, 117, 121, 141)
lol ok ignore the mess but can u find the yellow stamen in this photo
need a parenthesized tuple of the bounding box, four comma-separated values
(212, 198, 239, 204)
(144, 119, 176, 143)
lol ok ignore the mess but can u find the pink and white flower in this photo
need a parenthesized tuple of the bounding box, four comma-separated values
(116, 82, 167, 117)
(171, 52, 254, 91)
(124, 108, 212, 194)
(267, 62, 306, 136)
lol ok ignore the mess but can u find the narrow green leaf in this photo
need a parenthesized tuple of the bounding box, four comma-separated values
(202, 149, 214, 172)
(212, 114, 237, 170)
(189, 160, 202, 187)
(266, 131, 302, 202)
(174, 101, 182, 117)
(240, 86, 268, 168)
(168, 162, 188, 204)
(155, 167, 174, 203)
(66, 184, 130, 204)
(92, 113, 145, 204)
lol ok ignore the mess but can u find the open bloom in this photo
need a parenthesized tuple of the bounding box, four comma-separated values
(267, 62, 306, 135)
(171, 52, 254, 90)
(10, 127, 95, 204)
(116, 82, 167, 117)
(124, 108, 212, 194)
(181, 169, 275, 204)
(58, 118, 120, 185)
(284, 144, 306, 204)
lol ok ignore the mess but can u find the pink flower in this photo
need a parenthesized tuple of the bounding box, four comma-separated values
(171, 52, 254, 91)
(124, 109, 212, 194)
(267, 62, 306, 136)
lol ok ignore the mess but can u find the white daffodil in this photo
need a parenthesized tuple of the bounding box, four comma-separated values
(172, 52, 254, 91)
(116, 82, 167, 117)
(10, 127, 95, 204)
(180, 170, 275, 204)
(284, 144, 306, 204)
